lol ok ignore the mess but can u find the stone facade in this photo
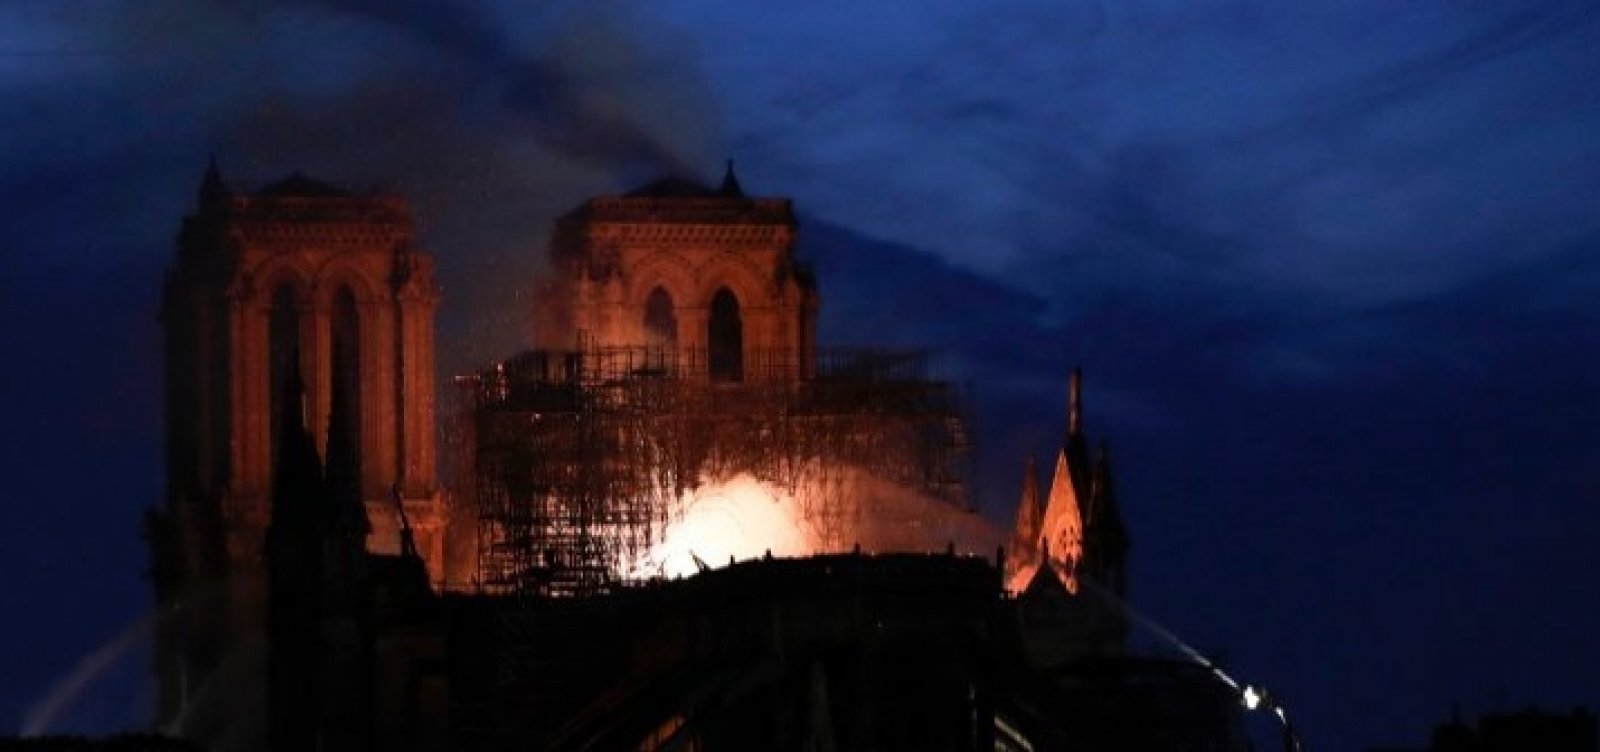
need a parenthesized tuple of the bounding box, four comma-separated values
(534, 169, 819, 381)
(151, 164, 446, 725)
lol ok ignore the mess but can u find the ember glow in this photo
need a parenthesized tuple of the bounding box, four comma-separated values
(627, 471, 1006, 581)
(631, 474, 813, 578)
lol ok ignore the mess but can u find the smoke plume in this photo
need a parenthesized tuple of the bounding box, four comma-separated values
(105, 0, 723, 368)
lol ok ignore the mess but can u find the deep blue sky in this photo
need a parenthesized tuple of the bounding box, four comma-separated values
(3, 1, 1599, 748)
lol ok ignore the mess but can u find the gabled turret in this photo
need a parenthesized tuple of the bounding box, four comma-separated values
(309, 359, 373, 751)
(1080, 442, 1129, 599)
(267, 361, 322, 581)
(1012, 454, 1043, 554)
(323, 342, 371, 542)
(1005, 454, 1047, 591)
(265, 357, 374, 752)
(1013, 368, 1134, 657)
(719, 159, 745, 198)
(1036, 446, 1085, 590)
(1013, 368, 1133, 597)
(1034, 368, 1095, 590)
(197, 154, 228, 209)
(266, 363, 324, 752)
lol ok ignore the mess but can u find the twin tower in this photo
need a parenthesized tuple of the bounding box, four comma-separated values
(151, 165, 444, 722)
(149, 160, 1124, 736)
(148, 162, 820, 724)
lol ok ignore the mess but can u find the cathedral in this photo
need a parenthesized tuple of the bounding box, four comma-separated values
(464, 167, 973, 596)
(148, 163, 452, 736)
(146, 162, 1242, 751)
(534, 166, 817, 370)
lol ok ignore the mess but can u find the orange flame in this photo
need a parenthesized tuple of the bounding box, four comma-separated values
(626, 471, 1005, 581)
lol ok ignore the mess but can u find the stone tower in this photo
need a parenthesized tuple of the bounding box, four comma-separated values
(534, 163, 819, 381)
(149, 161, 443, 725)
(1009, 368, 1128, 597)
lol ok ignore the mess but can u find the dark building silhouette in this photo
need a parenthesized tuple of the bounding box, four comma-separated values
(0, 735, 204, 751)
(150, 164, 1246, 751)
(147, 164, 450, 735)
(1373, 706, 1598, 752)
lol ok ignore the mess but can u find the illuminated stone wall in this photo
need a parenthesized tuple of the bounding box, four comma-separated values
(154, 166, 450, 723)
(534, 175, 819, 381)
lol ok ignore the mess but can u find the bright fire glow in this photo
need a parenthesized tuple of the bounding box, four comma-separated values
(625, 471, 1004, 580)
(629, 474, 811, 579)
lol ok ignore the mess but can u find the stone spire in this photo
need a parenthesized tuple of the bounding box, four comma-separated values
(1068, 366, 1083, 440)
(311, 352, 373, 751)
(323, 342, 370, 538)
(269, 355, 320, 543)
(198, 153, 228, 209)
(267, 348, 373, 752)
(1062, 366, 1092, 500)
(266, 355, 323, 752)
(1037, 446, 1085, 590)
(1013, 454, 1043, 549)
(1033, 367, 1099, 591)
(719, 159, 745, 198)
(1006, 454, 1048, 591)
(1081, 441, 1129, 598)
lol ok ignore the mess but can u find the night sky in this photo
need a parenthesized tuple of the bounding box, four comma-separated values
(4, 2, 1600, 748)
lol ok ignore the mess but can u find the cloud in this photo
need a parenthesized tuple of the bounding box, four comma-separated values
(696, 0, 1600, 321)
(0, 0, 730, 370)
(0, 0, 724, 732)
(7, 2, 1600, 747)
(1267, 1, 1599, 133)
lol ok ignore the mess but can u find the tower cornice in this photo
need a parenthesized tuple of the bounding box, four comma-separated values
(575, 222, 796, 247)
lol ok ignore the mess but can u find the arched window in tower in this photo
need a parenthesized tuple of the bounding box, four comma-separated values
(708, 287, 743, 382)
(268, 285, 300, 460)
(644, 287, 678, 348)
(331, 286, 362, 469)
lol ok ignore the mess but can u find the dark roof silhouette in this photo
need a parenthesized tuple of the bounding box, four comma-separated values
(260, 171, 350, 198)
(719, 160, 744, 198)
(624, 176, 721, 198)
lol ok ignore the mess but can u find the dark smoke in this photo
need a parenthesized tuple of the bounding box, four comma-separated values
(36, 4, 724, 743)
(294, 0, 518, 64)
(296, 0, 704, 175)
(106, 0, 722, 368)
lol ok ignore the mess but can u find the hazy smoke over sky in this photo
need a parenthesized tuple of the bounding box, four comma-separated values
(101, 0, 722, 368)
(8, 3, 1600, 747)
(6, 7, 721, 738)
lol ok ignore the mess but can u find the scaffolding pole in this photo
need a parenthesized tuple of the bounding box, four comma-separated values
(463, 346, 972, 597)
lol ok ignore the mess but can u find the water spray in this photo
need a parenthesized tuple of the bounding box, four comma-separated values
(22, 610, 158, 736)
(1074, 576, 1304, 751)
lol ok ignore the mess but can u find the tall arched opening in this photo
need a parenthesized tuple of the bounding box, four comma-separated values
(708, 287, 742, 381)
(268, 285, 300, 461)
(331, 286, 362, 473)
(644, 287, 678, 347)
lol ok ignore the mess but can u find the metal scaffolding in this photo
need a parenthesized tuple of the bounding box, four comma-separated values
(461, 346, 972, 597)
